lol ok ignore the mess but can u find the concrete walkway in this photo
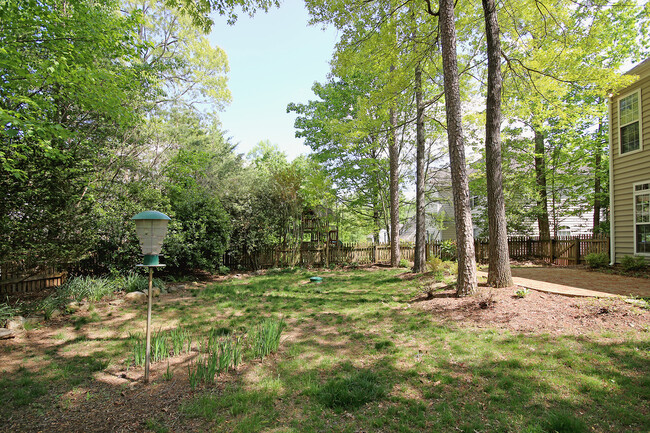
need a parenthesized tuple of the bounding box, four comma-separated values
(477, 267, 650, 298)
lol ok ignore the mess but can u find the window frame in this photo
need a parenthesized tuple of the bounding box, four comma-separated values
(618, 88, 643, 156)
(633, 180, 650, 256)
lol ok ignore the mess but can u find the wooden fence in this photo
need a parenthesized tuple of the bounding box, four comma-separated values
(0, 262, 66, 296)
(1, 235, 609, 295)
(223, 235, 610, 269)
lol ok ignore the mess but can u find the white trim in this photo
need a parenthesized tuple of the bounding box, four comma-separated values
(633, 180, 650, 256)
(609, 98, 615, 264)
(617, 88, 643, 156)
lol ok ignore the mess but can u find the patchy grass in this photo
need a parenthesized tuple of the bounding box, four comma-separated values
(2, 268, 649, 433)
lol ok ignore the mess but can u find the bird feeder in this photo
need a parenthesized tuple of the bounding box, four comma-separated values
(132, 210, 171, 266)
(132, 210, 170, 384)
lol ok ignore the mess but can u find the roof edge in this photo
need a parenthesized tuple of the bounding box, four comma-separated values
(625, 58, 650, 77)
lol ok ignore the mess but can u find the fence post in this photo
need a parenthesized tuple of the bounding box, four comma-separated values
(550, 239, 555, 262)
(372, 244, 377, 264)
(575, 236, 581, 265)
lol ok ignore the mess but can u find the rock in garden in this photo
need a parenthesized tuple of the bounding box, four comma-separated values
(67, 301, 81, 312)
(24, 316, 44, 326)
(49, 309, 62, 318)
(142, 287, 161, 297)
(6, 316, 25, 330)
(125, 291, 147, 302)
(0, 329, 15, 339)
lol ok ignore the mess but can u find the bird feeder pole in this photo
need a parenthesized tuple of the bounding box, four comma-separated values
(132, 211, 171, 384)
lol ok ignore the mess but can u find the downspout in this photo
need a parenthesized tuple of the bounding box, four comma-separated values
(608, 95, 616, 265)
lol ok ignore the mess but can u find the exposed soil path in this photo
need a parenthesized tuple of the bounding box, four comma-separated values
(503, 266, 650, 297)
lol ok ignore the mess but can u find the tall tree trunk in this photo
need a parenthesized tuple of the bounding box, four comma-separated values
(439, 0, 477, 297)
(534, 129, 551, 239)
(413, 62, 426, 272)
(388, 66, 400, 266)
(593, 120, 603, 232)
(482, 0, 512, 288)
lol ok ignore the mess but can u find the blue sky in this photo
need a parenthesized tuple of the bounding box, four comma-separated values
(209, 2, 338, 160)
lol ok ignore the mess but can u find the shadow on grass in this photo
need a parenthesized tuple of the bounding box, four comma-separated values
(2, 268, 648, 433)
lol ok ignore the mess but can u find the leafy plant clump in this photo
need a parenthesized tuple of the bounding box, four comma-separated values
(314, 369, 386, 410)
(41, 276, 121, 317)
(621, 255, 647, 272)
(131, 327, 193, 367)
(250, 318, 286, 360)
(514, 287, 530, 298)
(440, 240, 457, 261)
(186, 319, 284, 389)
(121, 272, 166, 293)
(398, 258, 410, 268)
(427, 256, 444, 272)
(585, 252, 609, 269)
(0, 302, 20, 327)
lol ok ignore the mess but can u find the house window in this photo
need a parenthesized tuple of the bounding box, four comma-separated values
(469, 195, 480, 209)
(634, 182, 650, 255)
(619, 90, 642, 154)
(557, 228, 571, 238)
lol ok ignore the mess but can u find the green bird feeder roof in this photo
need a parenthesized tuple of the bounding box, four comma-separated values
(132, 211, 171, 220)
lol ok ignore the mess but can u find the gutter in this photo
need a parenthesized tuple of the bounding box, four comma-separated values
(608, 96, 616, 265)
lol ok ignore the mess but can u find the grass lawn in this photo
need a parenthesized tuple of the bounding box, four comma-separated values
(1, 267, 649, 432)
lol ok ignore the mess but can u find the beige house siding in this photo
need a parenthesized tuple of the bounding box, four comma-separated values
(610, 64, 650, 263)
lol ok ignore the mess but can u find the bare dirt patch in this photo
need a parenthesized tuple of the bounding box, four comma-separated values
(412, 285, 650, 336)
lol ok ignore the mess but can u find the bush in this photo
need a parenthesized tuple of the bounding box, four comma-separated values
(440, 240, 457, 261)
(427, 256, 444, 272)
(398, 258, 410, 268)
(218, 265, 230, 275)
(585, 252, 609, 269)
(621, 255, 647, 272)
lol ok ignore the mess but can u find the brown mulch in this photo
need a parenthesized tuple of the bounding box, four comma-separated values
(412, 284, 650, 336)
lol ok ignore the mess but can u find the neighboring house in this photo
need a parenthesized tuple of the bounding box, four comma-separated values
(609, 59, 650, 264)
(400, 186, 598, 243)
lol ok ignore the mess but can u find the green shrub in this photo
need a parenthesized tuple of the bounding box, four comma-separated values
(440, 240, 457, 261)
(427, 256, 444, 272)
(398, 258, 410, 268)
(621, 255, 647, 272)
(0, 303, 19, 327)
(585, 252, 609, 268)
(218, 265, 230, 275)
